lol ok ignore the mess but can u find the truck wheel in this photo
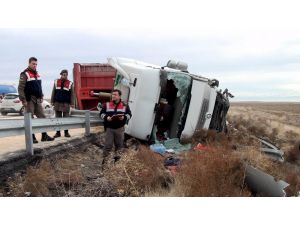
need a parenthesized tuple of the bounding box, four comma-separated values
(1, 112, 8, 116)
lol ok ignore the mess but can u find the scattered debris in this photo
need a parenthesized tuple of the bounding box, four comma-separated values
(164, 157, 180, 174)
(258, 138, 284, 162)
(245, 164, 289, 197)
(165, 149, 175, 154)
(163, 138, 191, 153)
(164, 157, 180, 167)
(149, 144, 166, 155)
(193, 143, 208, 151)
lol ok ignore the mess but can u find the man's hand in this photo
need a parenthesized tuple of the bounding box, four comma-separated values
(119, 116, 124, 120)
(107, 116, 112, 121)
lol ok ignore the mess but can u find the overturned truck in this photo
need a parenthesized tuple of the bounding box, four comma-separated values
(91, 58, 295, 196)
(102, 57, 233, 142)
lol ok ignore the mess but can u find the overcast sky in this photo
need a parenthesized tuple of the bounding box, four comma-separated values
(0, 0, 300, 101)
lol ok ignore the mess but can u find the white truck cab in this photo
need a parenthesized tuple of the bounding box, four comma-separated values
(108, 57, 223, 142)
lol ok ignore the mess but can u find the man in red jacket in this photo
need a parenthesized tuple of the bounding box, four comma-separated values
(18, 57, 54, 143)
(51, 69, 75, 138)
(100, 89, 132, 165)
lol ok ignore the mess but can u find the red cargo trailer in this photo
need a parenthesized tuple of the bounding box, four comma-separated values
(73, 63, 116, 110)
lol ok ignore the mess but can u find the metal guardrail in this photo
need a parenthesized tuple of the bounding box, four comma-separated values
(0, 110, 103, 155)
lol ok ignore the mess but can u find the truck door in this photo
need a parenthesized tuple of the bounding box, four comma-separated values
(180, 80, 216, 139)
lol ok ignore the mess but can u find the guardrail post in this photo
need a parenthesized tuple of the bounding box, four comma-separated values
(85, 110, 90, 136)
(24, 112, 34, 155)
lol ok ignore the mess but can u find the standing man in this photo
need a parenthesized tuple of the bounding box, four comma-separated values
(18, 57, 54, 143)
(51, 69, 75, 138)
(100, 89, 132, 164)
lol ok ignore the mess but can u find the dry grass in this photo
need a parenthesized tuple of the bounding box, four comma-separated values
(182, 126, 300, 197)
(285, 130, 299, 141)
(169, 147, 251, 197)
(231, 102, 300, 115)
(229, 102, 300, 147)
(3, 137, 300, 196)
(285, 142, 300, 165)
(2, 101, 300, 197)
(5, 145, 114, 197)
(227, 114, 270, 140)
(104, 145, 172, 196)
(4, 144, 172, 197)
(285, 172, 300, 196)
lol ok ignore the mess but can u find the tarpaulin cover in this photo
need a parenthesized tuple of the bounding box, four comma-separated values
(163, 138, 191, 153)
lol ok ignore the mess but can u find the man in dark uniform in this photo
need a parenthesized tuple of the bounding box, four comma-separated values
(50, 69, 75, 138)
(100, 89, 132, 164)
(18, 57, 54, 143)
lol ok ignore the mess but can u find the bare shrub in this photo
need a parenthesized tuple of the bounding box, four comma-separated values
(285, 172, 300, 196)
(105, 145, 172, 196)
(285, 130, 299, 141)
(286, 142, 300, 165)
(7, 160, 56, 196)
(171, 146, 250, 197)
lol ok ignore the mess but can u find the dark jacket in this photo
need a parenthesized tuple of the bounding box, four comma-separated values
(18, 68, 43, 102)
(51, 79, 75, 104)
(100, 100, 132, 129)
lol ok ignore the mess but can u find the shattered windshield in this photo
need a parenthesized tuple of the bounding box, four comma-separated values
(166, 72, 191, 104)
(152, 71, 192, 142)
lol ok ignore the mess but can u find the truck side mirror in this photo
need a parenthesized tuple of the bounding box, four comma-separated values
(209, 79, 219, 87)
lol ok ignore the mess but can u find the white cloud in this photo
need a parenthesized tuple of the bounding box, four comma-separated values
(1, 0, 300, 31)
(1, 0, 300, 101)
(278, 84, 300, 95)
(218, 71, 300, 84)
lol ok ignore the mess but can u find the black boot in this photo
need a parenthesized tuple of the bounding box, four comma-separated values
(32, 134, 38, 144)
(41, 133, 55, 142)
(53, 131, 61, 138)
(64, 130, 71, 138)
